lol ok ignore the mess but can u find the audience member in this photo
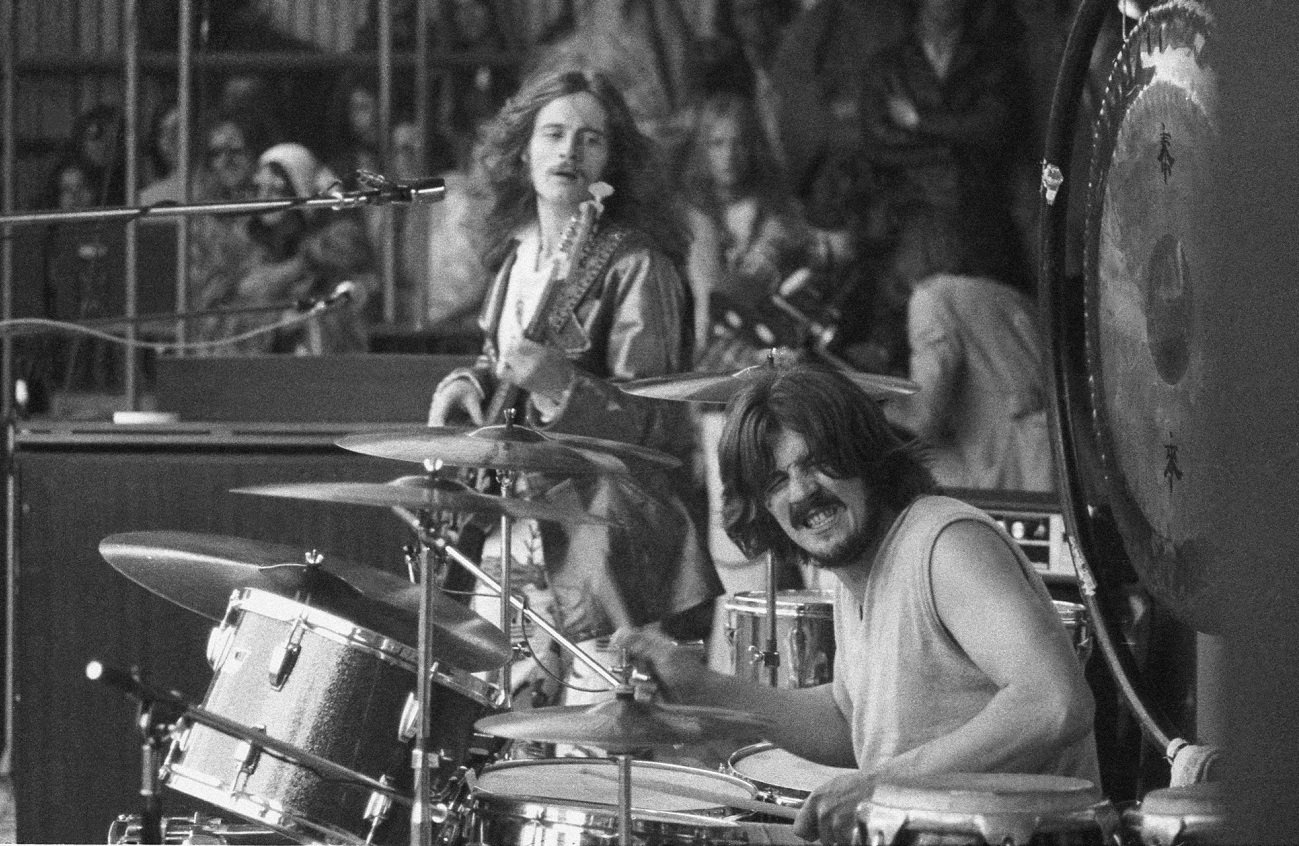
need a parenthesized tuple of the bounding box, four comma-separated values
(193, 143, 376, 355)
(38, 157, 121, 391)
(436, 0, 519, 165)
(65, 103, 127, 207)
(880, 221, 1054, 492)
(139, 102, 185, 206)
(681, 92, 812, 359)
(845, 0, 1034, 373)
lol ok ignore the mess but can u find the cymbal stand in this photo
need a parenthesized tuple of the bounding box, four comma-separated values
(426, 533, 620, 688)
(496, 465, 518, 705)
(763, 550, 780, 688)
(410, 535, 440, 846)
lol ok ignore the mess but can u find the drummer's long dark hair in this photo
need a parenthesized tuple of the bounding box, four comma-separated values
(465, 67, 688, 272)
(718, 363, 935, 563)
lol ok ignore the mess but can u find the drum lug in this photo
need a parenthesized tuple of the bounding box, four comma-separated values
(229, 723, 267, 792)
(362, 774, 395, 844)
(399, 691, 419, 741)
(267, 640, 300, 689)
(267, 618, 306, 689)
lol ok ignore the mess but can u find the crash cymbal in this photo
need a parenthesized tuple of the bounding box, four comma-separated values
(231, 476, 617, 526)
(99, 531, 511, 671)
(621, 357, 918, 405)
(474, 694, 770, 752)
(337, 424, 643, 475)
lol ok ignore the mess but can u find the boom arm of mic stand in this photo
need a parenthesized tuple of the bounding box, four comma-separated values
(428, 535, 621, 688)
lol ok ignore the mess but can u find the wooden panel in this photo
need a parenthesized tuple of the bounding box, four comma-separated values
(11, 433, 423, 844)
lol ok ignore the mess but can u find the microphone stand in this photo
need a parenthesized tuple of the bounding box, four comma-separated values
(0, 183, 446, 229)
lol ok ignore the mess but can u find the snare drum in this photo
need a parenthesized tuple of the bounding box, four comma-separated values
(726, 742, 857, 808)
(858, 773, 1119, 846)
(726, 590, 836, 688)
(1054, 600, 1094, 665)
(1123, 783, 1230, 845)
(163, 588, 500, 846)
(467, 758, 756, 845)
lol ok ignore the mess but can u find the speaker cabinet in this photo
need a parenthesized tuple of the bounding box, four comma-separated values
(11, 423, 419, 844)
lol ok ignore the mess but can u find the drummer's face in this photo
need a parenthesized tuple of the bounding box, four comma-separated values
(763, 429, 876, 568)
(527, 92, 610, 212)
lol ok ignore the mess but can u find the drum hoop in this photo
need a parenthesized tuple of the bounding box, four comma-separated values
(725, 590, 836, 618)
(227, 589, 501, 708)
(862, 802, 1118, 845)
(726, 741, 857, 803)
(474, 758, 755, 813)
(162, 767, 370, 846)
(231, 588, 416, 668)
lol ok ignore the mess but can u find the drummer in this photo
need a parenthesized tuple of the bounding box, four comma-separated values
(427, 67, 722, 713)
(615, 363, 1099, 844)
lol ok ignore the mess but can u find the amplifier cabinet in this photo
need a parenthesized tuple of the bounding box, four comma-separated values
(9, 423, 419, 844)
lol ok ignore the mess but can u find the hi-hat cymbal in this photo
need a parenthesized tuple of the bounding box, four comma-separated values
(337, 424, 656, 475)
(474, 694, 770, 752)
(232, 476, 617, 526)
(621, 359, 918, 405)
(99, 530, 512, 671)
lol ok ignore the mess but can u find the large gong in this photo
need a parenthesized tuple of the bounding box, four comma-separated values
(1077, 0, 1225, 632)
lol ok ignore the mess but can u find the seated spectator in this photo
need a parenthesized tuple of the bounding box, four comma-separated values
(681, 92, 813, 361)
(139, 102, 184, 206)
(192, 143, 377, 356)
(66, 103, 127, 207)
(880, 223, 1054, 492)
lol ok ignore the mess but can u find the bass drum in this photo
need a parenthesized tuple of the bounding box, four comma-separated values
(163, 588, 501, 846)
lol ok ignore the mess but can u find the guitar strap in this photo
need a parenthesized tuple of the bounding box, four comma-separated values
(528, 225, 631, 354)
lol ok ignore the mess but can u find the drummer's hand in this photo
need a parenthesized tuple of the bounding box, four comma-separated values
(497, 337, 575, 404)
(610, 626, 707, 700)
(428, 377, 485, 427)
(795, 770, 874, 845)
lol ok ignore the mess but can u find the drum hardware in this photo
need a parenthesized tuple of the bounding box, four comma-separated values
(107, 812, 294, 844)
(726, 590, 836, 689)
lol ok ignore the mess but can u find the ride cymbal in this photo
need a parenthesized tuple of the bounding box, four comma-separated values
(474, 694, 770, 752)
(232, 476, 617, 526)
(621, 357, 918, 405)
(337, 424, 657, 475)
(99, 530, 512, 671)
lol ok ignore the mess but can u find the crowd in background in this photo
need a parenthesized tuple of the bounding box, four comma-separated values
(15, 0, 1129, 492)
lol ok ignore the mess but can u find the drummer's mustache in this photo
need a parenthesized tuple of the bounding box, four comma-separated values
(788, 489, 843, 527)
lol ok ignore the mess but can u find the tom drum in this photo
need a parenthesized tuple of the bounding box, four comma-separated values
(162, 588, 501, 846)
(726, 589, 836, 688)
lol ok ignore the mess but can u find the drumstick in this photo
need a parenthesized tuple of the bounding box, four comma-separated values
(575, 766, 802, 821)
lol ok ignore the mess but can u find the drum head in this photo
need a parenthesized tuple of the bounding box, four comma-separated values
(728, 743, 856, 800)
(1066, 0, 1229, 632)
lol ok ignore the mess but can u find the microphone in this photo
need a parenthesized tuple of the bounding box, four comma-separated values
(298, 280, 357, 312)
(339, 170, 446, 206)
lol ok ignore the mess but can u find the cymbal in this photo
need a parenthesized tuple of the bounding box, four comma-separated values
(231, 476, 617, 526)
(337, 424, 653, 475)
(474, 694, 770, 752)
(621, 359, 918, 405)
(99, 530, 512, 671)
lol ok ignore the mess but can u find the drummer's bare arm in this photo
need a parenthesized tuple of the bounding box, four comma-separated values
(612, 627, 857, 767)
(875, 521, 1094, 778)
